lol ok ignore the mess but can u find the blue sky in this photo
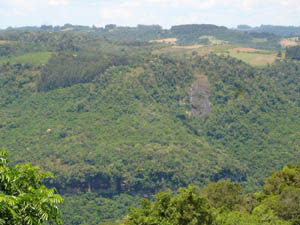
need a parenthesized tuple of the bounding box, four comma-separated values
(0, 0, 300, 29)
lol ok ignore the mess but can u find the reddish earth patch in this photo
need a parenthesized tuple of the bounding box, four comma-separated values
(150, 38, 177, 44)
(280, 37, 300, 47)
(0, 40, 8, 44)
(172, 45, 203, 49)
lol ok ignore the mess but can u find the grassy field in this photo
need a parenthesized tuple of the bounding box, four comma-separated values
(252, 38, 268, 43)
(153, 45, 277, 66)
(227, 47, 277, 66)
(200, 35, 228, 45)
(153, 45, 232, 57)
(0, 51, 52, 66)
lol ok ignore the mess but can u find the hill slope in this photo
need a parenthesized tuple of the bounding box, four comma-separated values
(0, 30, 300, 224)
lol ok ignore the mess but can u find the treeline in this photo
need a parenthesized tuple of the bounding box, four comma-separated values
(248, 25, 300, 37)
(0, 24, 283, 52)
(170, 24, 280, 49)
(4, 24, 282, 49)
(99, 24, 281, 49)
(0, 31, 81, 52)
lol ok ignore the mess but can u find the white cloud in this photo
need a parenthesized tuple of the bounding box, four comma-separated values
(0, 9, 8, 16)
(121, 0, 299, 12)
(0, 0, 72, 23)
(99, 7, 134, 21)
(47, 0, 71, 6)
(143, 0, 218, 9)
(5, 0, 71, 11)
(98, 1, 163, 27)
(120, 1, 141, 7)
(9, 0, 40, 12)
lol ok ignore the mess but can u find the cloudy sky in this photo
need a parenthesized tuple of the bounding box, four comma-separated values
(0, 0, 299, 29)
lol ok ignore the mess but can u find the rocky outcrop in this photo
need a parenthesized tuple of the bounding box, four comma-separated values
(188, 74, 211, 118)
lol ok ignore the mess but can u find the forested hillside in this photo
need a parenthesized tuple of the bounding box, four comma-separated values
(0, 26, 299, 224)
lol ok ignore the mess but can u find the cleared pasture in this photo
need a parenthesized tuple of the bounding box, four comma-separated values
(153, 44, 277, 66)
(0, 52, 52, 66)
(228, 48, 277, 66)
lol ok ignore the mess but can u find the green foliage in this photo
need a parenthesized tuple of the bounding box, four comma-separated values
(127, 165, 300, 225)
(127, 185, 214, 225)
(37, 52, 129, 91)
(215, 210, 291, 225)
(1, 28, 300, 224)
(61, 193, 139, 225)
(263, 60, 300, 105)
(0, 149, 63, 225)
(201, 179, 244, 211)
(190, 55, 300, 191)
(254, 164, 300, 225)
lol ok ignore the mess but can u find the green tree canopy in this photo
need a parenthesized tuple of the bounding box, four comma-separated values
(127, 185, 214, 225)
(254, 164, 300, 225)
(201, 179, 244, 211)
(0, 149, 63, 225)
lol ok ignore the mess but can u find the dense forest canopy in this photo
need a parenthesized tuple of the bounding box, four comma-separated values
(0, 25, 300, 224)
